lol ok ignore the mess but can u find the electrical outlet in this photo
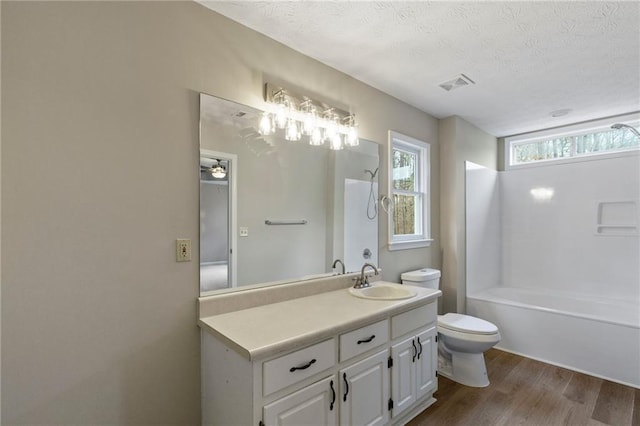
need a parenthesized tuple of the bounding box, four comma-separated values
(239, 227, 249, 237)
(176, 239, 191, 262)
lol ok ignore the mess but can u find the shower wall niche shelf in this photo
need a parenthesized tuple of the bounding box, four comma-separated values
(595, 200, 639, 236)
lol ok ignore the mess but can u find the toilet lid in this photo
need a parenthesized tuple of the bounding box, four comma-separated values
(438, 313, 498, 335)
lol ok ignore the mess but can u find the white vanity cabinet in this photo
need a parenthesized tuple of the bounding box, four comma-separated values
(200, 287, 440, 426)
(389, 304, 438, 420)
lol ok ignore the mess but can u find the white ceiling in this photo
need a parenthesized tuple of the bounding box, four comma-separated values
(199, 1, 640, 137)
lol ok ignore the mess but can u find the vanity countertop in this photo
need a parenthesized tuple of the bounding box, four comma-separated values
(198, 285, 441, 361)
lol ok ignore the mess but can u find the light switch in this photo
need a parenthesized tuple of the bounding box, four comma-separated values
(239, 227, 249, 237)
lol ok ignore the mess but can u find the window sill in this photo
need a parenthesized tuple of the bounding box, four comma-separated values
(388, 239, 434, 251)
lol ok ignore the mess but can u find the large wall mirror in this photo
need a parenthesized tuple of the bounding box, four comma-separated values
(200, 93, 380, 295)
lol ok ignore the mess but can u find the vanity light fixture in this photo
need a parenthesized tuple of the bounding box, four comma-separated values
(260, 83, 358, 149)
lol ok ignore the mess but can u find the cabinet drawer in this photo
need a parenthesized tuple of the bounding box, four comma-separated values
(339, 319, 389, 362)
(391, 303, 436, 339)
(263, 339, 336, 396)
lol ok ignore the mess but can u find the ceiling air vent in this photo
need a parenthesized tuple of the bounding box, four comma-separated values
(438, 74, 475, 92)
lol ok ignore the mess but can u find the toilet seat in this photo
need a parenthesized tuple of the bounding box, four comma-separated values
(438, 313, 498, 335)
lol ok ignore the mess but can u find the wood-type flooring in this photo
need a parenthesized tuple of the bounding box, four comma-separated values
(408, 349, 640, 426)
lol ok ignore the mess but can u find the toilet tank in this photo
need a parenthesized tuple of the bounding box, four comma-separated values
(401, 268, 441, 289)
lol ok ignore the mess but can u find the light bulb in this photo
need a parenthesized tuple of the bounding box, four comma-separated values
(285, 119, 300, 141)
(303, 110, 317, 135)
(259, 112, 273, 135)
(346, 126, 359, 146)
(324, 118, 338, 141)
(330, 133, 343, 150)
(310, 127, 323, 145)
(275, 103, 288, 129)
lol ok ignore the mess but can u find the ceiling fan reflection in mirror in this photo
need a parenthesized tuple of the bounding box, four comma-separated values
(200, 158, 228, 180)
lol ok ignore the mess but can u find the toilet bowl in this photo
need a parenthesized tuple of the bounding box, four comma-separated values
(400, 268, 501, 388)
(437, 313, 501, 387)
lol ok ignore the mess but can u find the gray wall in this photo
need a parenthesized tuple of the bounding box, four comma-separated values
(439, 116, 497, 314)
(1, 1, 440, 423)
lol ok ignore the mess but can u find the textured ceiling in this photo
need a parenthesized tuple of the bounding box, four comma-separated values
(199, 1, 640, 137)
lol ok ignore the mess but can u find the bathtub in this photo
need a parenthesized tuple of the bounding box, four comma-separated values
(467, 286, 640, 388)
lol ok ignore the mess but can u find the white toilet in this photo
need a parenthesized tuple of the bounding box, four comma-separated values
(401, 268, 501, 387)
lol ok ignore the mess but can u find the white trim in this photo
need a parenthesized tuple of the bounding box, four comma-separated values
(387, 131, 431, 249)
(388, 239, 434, 251)
(506, 148, 640, 171)
(200, 149, 238, 289)
(505, 112, 640, 170)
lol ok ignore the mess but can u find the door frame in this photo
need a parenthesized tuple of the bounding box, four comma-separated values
(200, 149, 238, 289)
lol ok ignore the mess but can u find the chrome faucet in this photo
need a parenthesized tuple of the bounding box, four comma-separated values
(353, 263, 379, 289)
(332, 259, 345, 275)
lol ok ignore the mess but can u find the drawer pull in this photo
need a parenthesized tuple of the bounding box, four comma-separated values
(417, 337, 423, 360)
(289, 358, 316, 373)
(329, 380, 336, 411)
(357, 334, 376, 345)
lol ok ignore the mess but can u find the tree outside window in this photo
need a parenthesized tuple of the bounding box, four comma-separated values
(388, 132, 431, 250)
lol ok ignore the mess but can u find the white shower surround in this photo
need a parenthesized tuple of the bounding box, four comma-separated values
(465, 153, 640, 388)
(344, 179, 378, 273)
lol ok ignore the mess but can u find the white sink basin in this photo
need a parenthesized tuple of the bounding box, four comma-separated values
(348, 282, 417, 300)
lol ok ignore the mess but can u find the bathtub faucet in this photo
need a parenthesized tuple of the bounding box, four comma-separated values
(353, 263, 379, 289)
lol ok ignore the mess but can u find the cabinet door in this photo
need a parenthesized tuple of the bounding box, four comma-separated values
(263, 375, 338, 426)
(415, 327, 437, 400)
(390, 336, 417, 418)
(340, 350, 389, 426)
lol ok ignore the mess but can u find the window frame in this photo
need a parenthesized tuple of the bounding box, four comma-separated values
(388, 131, 432, 250)
(505, 112, 640, 170)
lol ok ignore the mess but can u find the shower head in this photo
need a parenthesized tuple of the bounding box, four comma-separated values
(611, 123, 640, 138)
(365, 168, 379, 179)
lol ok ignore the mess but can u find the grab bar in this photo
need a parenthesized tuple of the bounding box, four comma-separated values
(265, 220, 308, 225)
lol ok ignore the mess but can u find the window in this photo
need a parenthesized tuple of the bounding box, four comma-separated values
(506, 114, 640, 168)
(388, 131, 432, 250)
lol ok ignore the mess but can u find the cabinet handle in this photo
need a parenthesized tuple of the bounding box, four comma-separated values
(289, 358, 316, 373)
(343, 373, 350, 402)
(417, 337, 423, 360)
(357, 335, 376, 345)
(329, 380, 336, 411)
(411, 339, 417, 363)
